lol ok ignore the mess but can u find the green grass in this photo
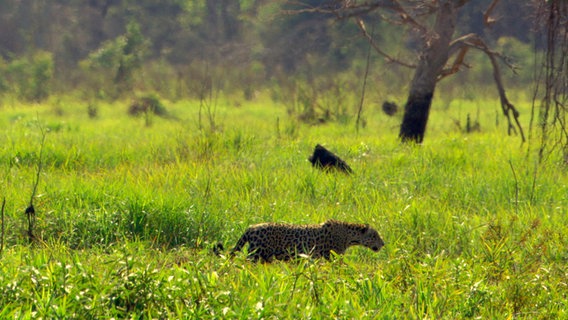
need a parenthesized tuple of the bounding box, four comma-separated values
(0, 94, 567, 318)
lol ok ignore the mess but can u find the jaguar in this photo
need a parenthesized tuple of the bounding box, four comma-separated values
(230, 219, 384, 262)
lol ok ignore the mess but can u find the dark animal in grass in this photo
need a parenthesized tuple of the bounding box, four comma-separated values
(212, 242, 225, 256)
(229, 220, 384, 262)
(382, 101, 398, 116)
(309, 144, 353, 174)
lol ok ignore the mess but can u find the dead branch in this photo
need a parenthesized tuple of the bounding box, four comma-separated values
(30, 125, 46, 207)
(355, 17, 416, 68)
(285, 1, 419, 68)
(508, 159, 519, 215)
(486, 55, 525, 142)
(1, 197, 5, 256)
(531, 0, 568, 163)
(282, 0, 382, 18)
(447, 33, 519, 74)
(26, 119, 47, 244)
(356, 26, 373, 133)
(387, 0, 429, 34)
(285, 0, 429, 32)
(483, 0, 501, 27)
(447, 33, 525, 141)
(454, 0, 473, 9)
(438, 45, 470, 80)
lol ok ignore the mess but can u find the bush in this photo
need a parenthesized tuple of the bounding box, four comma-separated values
(3, 51, 54, 102)
(80, 20, 148, 99)
(128, 94, 169, 117)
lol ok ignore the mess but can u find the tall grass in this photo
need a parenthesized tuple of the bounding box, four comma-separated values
(0, 94, 567, 318)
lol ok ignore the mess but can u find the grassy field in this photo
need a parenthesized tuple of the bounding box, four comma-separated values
(0, 94, 567, 319)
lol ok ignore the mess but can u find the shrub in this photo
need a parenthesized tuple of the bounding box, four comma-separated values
(3, 51, 54, 102)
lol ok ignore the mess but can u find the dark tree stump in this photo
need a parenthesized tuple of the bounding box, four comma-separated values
(399, 92, 433, 143)
(309, 144, 353, 174)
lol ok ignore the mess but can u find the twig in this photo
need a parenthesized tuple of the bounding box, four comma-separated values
(31, 123, 46, 206)
(508, 160, 519, 215)
(1, 197, 5, 256)
(354, 17, 416, 68)
(26, 118, 47, 244)
(530, 161, 539, 204)
(356, 24, 373, 133)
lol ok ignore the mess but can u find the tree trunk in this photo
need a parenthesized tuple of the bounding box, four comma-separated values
(399, 1, 458, 143)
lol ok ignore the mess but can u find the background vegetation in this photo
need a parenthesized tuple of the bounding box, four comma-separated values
(0, 1, 536, 109)
(1, 0, 566, 319)
(1, 95, 567, 318)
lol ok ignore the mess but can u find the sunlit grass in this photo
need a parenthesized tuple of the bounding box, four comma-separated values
(0, 94, 567, 318)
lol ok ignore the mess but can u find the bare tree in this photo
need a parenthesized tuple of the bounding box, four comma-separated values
(530, 0, 568, 163)
(286, 0, 524, 143)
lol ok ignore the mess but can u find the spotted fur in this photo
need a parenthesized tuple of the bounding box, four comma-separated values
(231, 220, 384, 262)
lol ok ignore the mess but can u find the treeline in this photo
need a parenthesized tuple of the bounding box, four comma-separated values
(0, 0, 535, 104)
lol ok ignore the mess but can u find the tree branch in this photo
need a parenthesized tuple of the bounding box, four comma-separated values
(386, 0, 429, 34)
(356, 26, 373, 133)
(453, 0, 473, 9)
(282, 0, 383, 18)
(447, 33, 525, 141)
(438, 45, 470, 80)
(483, 0, 501, 27)
(447, 33, 518, 73)
(284, 1, 429, 33)
(354, 17, 416, 68)
(284, 1, 418, 68)
(26, 117, 47, 244)
(1, 197, 4, 257)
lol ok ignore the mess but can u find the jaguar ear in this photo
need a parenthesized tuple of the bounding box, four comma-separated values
(359, 224, 369, 234)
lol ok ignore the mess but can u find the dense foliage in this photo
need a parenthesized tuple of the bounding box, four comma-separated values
(0, 0, 536, 104)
